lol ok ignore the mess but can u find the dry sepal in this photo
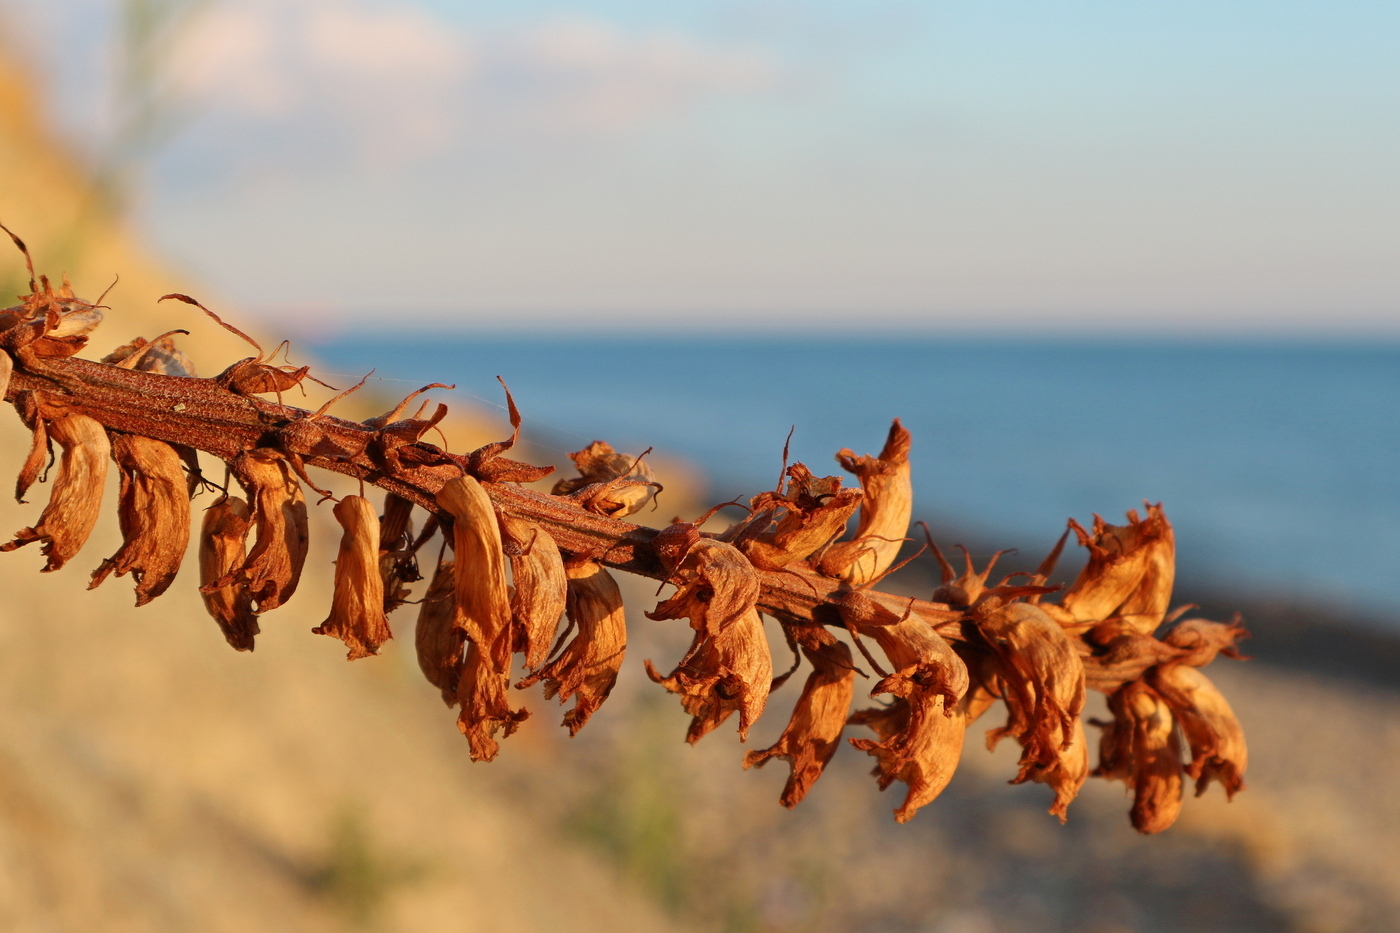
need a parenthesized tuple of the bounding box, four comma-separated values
(3, 408, 111, 571)
(198, 496, 259, 651)
(519, 560, 627, 736)
(436, 475, 527, 761)
(313, 495, 393, 660)
(743, 640, 857, 807)
(90, 433, 192, 605)
(817, 419, 913, 585)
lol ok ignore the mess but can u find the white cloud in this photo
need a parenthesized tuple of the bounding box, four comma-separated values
(164, 0, 782, 170)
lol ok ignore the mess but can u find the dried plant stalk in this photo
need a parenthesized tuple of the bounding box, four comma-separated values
(0, 244, 1256, 834)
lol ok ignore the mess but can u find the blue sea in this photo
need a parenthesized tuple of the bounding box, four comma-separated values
(307, 335, 1399, 626)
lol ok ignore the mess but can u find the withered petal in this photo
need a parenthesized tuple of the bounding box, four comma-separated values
(743, 641, 856, 807)
(3, 411, 110, 571)
(313, 495, 393, 660)
(198, 496, 259, 651)
(89, 434, 191, 605)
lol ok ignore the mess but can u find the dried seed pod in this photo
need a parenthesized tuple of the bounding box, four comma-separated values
(1148, 663, 1247, 799)
(742, 464, 862, 571)
(3, 411, 110, 571)
(198, 496, 259, 651)
(1095, 681, 1184, 834)
(973, 601, 1087, 818)
(817, 419, 913, 585)
(436, 475, 526, 761)
(552, 440, 659, 518)
(1055, 506, 1174, 632)
(645, 605, 774, 743)
(89, 434, 191, 605)
(416, 559, 465, 704)
(743, 641, 857, 807)
(313, 495, 393, 660)
(500, 514, 567, 671)
(212, 451, 309, 612)
(518, 560, 626, 736)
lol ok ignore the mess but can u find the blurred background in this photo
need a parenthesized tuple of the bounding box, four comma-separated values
(0, 2, 1397, 931)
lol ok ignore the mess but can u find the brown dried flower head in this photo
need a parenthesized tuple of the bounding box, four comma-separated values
(90, 434, 192, 605)
(312, 495, 393, 660)
(744, 641, 857, 807)
(519, 560, 627, 736)
(3, 408, 110, 571)
(817, 419, 913, 585)
(436, 475, 528, 760)
(197, 496, 259, 651)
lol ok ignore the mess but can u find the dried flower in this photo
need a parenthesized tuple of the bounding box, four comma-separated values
(1095, 681, 1184, 834)
(742, 464, 862, 571)
(645, 604, 773, 743)
(651, 537, 761, 639)
(553, 440, 659, 518)
(1055, 506, 1174, 633)
(818, 419, 913, 585)
(415, 559, 464, 704)
(743, 641, 857, 807)
(519, 560, 626, 736)
(313, 495, 393, 660)
(1148, 663, 1247, 798)
(210, 451, 309, 612)
(89, 434, 191, 605)
(436, 475, 527, 761)
(973, 600, 1087, 819)
(3, 410, 110, 571)
(850, 614, 969, 822)
(499, 514, 567, 672)
(198, 496, 259, 651)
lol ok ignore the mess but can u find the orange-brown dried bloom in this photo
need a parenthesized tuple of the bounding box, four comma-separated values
(210, 451, 309, 612)
(437, 475, 527, 761)
(973, 601, 1088, 820)
(313, 495, 393, 660)
(552, 440, 659, 518)
(743, 641, 857, 807)
(742, 464, 862, 571)
(198, 496, 259, 651)
(3, 410, 110, 571)
(645, 604, 774, 743)
(519, 560, 626, 736)
(1095, 681, 1184, 834)
(817, 419, 913, 585)
(500, 514, 567, 672)
(1149, 663, 1247, 799)
(415, 559, 465, 704)
(1055, 505, 1174, 633)
(90, 434, 191, 605)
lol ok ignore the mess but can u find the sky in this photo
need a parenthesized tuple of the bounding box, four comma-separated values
(4, 0, 1397, 334)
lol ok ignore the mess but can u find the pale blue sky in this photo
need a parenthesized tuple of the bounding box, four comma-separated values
(6, 0, 1397, 333)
